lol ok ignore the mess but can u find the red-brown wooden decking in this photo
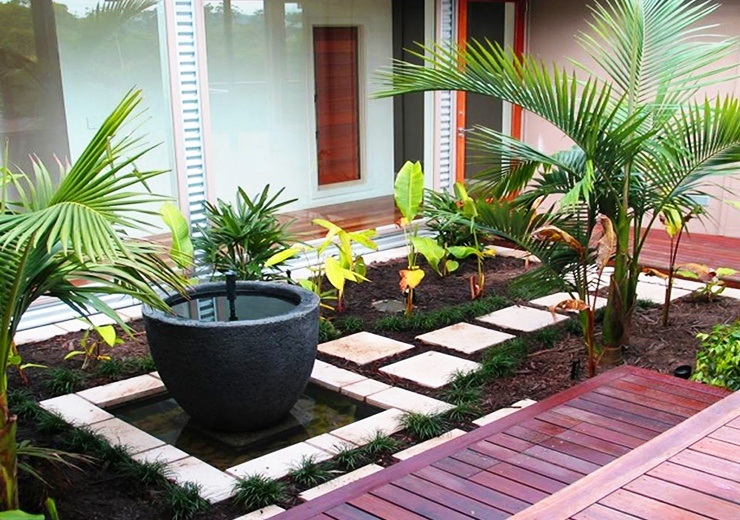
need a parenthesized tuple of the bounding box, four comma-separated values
(275, 366, 733, 520)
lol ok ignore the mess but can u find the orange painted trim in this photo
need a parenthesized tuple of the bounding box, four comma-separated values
(455, 0, 526, 182)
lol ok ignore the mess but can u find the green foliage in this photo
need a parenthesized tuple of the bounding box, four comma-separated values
(288, 455, 334, 488)
(119, 458, 169, 489)
(7, 389, 39, 419)
(394, 161, 426, 314)
(636, 298, 659, 310)
(400, 412, 448, 441)
(508, 276, 565, 301)
(692, 322, 740, 390)
(335, 316, 364, 335)
(333, 445, 367, 471)
(166, 482, 210, 520)
(564, 317, 584, 336)
(318, 319, 341, 343)
(0, 511, 43, 519)
(480, 339, 528, 379)
(424, 189, 477, 247)
(34, 412, 69, 436)
(233, 474, 288, 512)
(443, 384, 482, 406)
(44, 367, 85, 395)
(446, 401, 483, 422)
(374, 293, 510, 333)
(532, 327, 562, 349)
(64, 324, 124, 370)
(362, 432, 399, 456)
(412, 236, 459, 277)
(268, 219, 377, 313)
(195, 185, 296, 281)
(159, 201, 194, 270)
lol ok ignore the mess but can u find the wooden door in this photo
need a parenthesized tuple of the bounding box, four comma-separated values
(313, 26, 361, 186)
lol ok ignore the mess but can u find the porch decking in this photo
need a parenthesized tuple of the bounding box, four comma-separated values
(275, 366, 736, 520)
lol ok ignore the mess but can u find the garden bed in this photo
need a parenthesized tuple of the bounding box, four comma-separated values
(9, 254, 738, 519)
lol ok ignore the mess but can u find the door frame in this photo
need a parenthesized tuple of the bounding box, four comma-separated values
(455, 0, 526, 182)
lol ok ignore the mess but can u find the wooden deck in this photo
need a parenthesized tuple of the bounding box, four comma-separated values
(275, 366, 732, 520)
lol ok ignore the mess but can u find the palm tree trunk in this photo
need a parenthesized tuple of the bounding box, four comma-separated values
(0, 390, 19, 510)
(601, 220, 634, 367)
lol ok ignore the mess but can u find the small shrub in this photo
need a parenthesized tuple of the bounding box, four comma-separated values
(44, 367, 85, 395)
(166, 482, 210, 520)
(692, 322, 740, 391)
(336, 316, 364, 335)
(333, 445, 367, 471)
(233, 474, 288, 512)
(362, 432, 399, 456)
(318, 319, 341, 343)
(288, 455, 334, 488)
(400, 412, 448, 441)
(481, 339, 528, 379)
(446, 401, 483, 422)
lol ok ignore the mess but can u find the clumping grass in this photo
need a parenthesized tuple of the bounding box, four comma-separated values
(137, 355, 157, 372)
(362, 432, 399, 456)
(35, 410, 70, 435)
(400, 412, 448, 441)
(8, 389, 41, 419)
(564, 317, 584, 336)
(233, 474, 288, 512)
(120, 458, 170, 488)
(447, 368, 486, 391)
(480, 338, 529, 379)
(443, 384, 482, 406)
(318, 319, 341, 343)
(335, 316, 364, 335)
(446, 401, 483, 422)
(532, 327, 562, 349)
(507, 276, 564, 301)
(166, 482, 210, 520)
(44, 367, 85, 395)
(636, 298, 659, 310)
(333, 445, 368, 471)
(374, 294, 511, 333)
(288, 455, 335, 488)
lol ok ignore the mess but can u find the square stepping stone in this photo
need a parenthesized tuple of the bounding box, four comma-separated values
(330, 409, 405, 445)
(299, 464, 384, 502)
(310, 360, 366, 391)
(529, 292, 608, 312)
(379, 351, 479, 389)
(77, 374, 165, 408)
(416, 323, 515, 354)
(167, 457, 238, 503)
(235, 505, 286, 519)
(227, 442, 331, 480)
(89, 418, 165, 454)
(318, 332, 414, 365)
(635, 282, 690, 304)
(393, 429, 467, 461)
(367, 387, 453, 415)
(39, 394, 113, 426)
(340, 378, 391, 401)
(477, 305, 569, 332)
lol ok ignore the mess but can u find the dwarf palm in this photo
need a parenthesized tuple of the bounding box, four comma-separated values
(377, 0, 740, 367)
(0, 90, 187, 510)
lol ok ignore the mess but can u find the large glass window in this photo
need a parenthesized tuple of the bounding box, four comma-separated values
(204, 0, 396, 210)
(0, 0, 175, 207)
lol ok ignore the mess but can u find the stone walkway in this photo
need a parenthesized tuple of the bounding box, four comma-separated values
(19, 248, 740, 519)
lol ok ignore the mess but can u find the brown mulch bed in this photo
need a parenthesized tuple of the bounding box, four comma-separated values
(9, 255, 738, 519)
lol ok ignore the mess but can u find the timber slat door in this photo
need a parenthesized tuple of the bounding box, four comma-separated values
(314, 26, 361, 186)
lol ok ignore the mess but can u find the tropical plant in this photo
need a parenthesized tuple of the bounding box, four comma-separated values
(424, 189, 477, 247)
(676, 263, 738, 301)
(394, 161, 426, 314)
(0, 90, 187, 511)
(378, 0, 740, 368)
(692, 321, 740, 390)
(266, 219, 377, 313)
(194, 185, 296, 280)
(64, 323, 123, 370)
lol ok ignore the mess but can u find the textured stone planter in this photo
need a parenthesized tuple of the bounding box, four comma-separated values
(143, 281, 320, 432)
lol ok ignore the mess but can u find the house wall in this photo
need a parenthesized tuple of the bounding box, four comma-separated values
(525, 0, 740, 238)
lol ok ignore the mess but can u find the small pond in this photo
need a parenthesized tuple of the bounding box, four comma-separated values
(111, 383, 381, 470)
(169, 293, 296, 322)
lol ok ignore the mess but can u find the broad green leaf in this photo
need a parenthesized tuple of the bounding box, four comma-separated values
(394, 161, 424, 221)
(448, 245, 478, 259)
(0, 511, 45, 520)
(265, 247, 300, 267)
(96, 324, 117, 347)
(160, 202, 193, 269)
(445, 259, 460, 273)
(313, 218, 342, 242)
(347, 229, 378, 250)
(324, 256, 346, 293)
(716, 267, 738, 278)
(411, 236, 445, 273)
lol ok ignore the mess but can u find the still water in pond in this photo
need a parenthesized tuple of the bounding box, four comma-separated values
(112, 384, 381, 470)
(170, 294, 296, 322)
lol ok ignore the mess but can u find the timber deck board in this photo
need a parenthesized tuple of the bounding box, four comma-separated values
(274, 366, 731, 519)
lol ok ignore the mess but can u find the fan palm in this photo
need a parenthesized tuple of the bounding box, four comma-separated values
(0, 90, 187, 510)
(377, 0, 740, 368)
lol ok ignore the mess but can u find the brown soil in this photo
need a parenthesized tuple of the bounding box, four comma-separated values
(9, 255, 738, 519)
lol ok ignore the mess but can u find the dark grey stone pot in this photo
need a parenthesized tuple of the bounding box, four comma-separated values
(143, 281, 319, 432)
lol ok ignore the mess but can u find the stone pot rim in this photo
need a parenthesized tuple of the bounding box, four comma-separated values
(142, 280, 319, 328)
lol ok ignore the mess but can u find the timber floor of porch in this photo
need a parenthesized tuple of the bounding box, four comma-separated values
(280, 196, 740, 287)
(275, 366, 737, 520)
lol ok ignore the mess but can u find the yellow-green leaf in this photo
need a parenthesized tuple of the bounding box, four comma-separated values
(96, 324, 117, 347)
(399, 268, 425, 291)
(325, 256, 346, 293)
(265, 246, 300, 267)
(394, 161, 424, 221)
(159, 202, 193, 269)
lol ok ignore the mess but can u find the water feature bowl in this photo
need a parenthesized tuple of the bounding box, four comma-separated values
(143, 281, 320, 432)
